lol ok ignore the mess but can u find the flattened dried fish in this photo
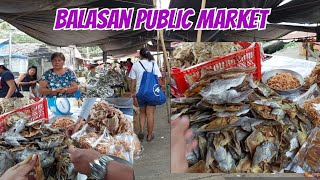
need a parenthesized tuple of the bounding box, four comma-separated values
(213, 146, 235, 172)
(0, 149, 14, 176)
(187, 160, 211, 173)
(200, 75, 246, 98)
(252, 142, 278, 166)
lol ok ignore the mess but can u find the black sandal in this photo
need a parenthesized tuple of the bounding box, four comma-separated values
(146, 134, 155, 142)
(138, 132, 144, 142)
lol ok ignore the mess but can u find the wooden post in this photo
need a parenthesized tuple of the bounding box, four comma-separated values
(196, 0, 206, 42)
(159, 30, 171, 123)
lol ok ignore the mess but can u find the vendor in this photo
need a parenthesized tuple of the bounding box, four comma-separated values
(0, 64, 23, 98)
(86, 63, 98, 79)
(39, 52, 79, 98)
(66, 98, 133, 136)
(15, 66, 38, 97)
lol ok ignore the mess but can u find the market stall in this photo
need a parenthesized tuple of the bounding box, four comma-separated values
(170, 42, 320, 175)
(0, 98, 142, 179)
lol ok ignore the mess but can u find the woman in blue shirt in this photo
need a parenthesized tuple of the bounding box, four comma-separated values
(39, 52, 79, 98)
(0, 64, 23, 98)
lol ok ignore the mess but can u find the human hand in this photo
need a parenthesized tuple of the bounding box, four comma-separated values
(68, 146, 102, 175)
(65, 118, 84, 136)
(0, 154, 37, 180)
(171, 116, 198, 173)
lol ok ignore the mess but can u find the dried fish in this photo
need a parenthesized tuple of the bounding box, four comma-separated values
(85, 70, 125, 98)
(187, 160, 211, 173)
(213, 146, 235, 172)
(172, 42, 243, 68)
(252, 142, 278, 166)
(0, 149, 14, 176)
(171, 67, 316, 173)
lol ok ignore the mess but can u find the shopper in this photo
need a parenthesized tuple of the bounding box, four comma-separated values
(126, 58, 133, 75)
(39, 52, 79, 97)
(15, 66, 38, 97)
(128, 48, 162, 142)
(0, 64, 23, 98)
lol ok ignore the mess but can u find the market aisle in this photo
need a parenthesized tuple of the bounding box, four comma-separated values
(134, 104, 171, 179)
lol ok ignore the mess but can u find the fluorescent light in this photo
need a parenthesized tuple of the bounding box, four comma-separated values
(278, 0, 293, 7)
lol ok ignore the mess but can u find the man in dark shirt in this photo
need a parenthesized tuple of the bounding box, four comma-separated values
(0, 64, 17, 98)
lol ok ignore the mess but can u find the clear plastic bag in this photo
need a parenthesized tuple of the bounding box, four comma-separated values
(291, 127, 320, 172)
(294, 83, 320, 109)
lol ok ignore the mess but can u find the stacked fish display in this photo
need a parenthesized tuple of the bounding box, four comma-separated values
(0, 98, 36, 114)
(171, 42, 243, 68)
(0, 113, 76, 179)
(85, 70, 125, 98)
(171, 67, 315, 173)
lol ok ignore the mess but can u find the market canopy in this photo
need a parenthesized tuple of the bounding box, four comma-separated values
(0, 0, 154, 57)
(166, 0, 320, 41)
(1, 0, 320, 56)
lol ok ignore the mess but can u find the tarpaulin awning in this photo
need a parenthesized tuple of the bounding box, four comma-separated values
(0, 0, 155, 57)
(1, 0, 320, 56)
(167, 0, 320, 42)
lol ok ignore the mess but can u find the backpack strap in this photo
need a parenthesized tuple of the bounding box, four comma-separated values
(138, 61, 147, 72)
(152, 63, 154, 73)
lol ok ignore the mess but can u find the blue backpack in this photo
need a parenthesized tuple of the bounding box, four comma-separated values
(136, 61, 166, 106)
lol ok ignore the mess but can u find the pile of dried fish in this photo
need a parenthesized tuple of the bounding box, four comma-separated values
(51, 117, 74, 129)
(88, 101, 133, 135)
(172, 42, 243, 68)
(85, 70, 125, 98)
(0, 113, 76, 179)
(0, 98, 36, 114)
(171, 67, 314, 173)
(74, 101, 141, 162)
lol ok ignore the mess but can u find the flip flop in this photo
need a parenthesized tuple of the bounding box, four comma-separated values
(146, 134, 155, 142)
(138, 132, 144, 142)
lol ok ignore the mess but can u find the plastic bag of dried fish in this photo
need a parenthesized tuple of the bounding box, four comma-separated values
(304, 97, 320, 126)
(94, 130, 131, 162)
(87, 101, 133, 135)
(294, 84, 320, 109)
(291, 127, 320, 172)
